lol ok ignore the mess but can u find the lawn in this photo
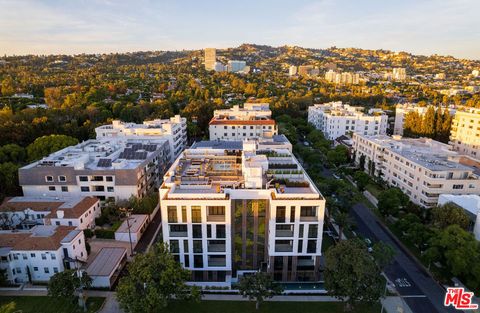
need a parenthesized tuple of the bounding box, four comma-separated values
(167, 300, 380, 313)
(365, 183, 383, 198)
(0, 296, 105, 313)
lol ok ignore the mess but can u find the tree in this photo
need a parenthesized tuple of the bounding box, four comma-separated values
(324, 239, 384, 310)
(1, 77, 15, 96)
(326, 145, 349, 167)
(371, 242, 395, 270)
(353, 171, 370, 191)
(358, 154, 366, 171)
(26, 134, 78, 161)
(377, 188, 409, 217)
(333, 211, 353, 241)
(425, 225, 480, 290)
(117, 242, 200, 313)
(48, 270, 92, 301)
(0, 302, 15, 313)
(238, 272, 283, 310)
(431, 202, 470, 230)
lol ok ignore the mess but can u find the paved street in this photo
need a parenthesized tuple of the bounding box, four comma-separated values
(134, 208, 162, 254)
(350, 203, 455, 313)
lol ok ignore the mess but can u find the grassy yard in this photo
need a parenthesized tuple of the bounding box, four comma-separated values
(0, 296, 105, 313)
(365, 183, 383, 198)
(167, 300, 380, 313)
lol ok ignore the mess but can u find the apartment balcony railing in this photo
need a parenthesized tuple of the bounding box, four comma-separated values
(169, 231, 188, 237)
(300, 216, 317, 222)
(208, 258, 226, 267)
(207, 215, 225, 222)
(207, 244, 226, 252)
(275, 244, 293, 252)
(276, 230, 294, 237)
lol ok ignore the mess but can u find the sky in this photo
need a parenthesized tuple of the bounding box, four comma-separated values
(1, 0, 479, 59)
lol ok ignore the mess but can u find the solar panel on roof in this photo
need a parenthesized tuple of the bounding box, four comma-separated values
(97, 158, 112, 167)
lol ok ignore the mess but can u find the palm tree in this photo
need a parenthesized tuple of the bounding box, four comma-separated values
(334, 211, 353, 241)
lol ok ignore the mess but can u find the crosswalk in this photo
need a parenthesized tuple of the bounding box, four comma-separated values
(395, 278, 412, 288)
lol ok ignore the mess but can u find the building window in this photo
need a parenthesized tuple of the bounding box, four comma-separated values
(55, 221, 60, 225)
(68, 221, 73, 226)
(58, 176, 66, 182)
(22, 253, 27, 260)
(194, 255, 203, 268)
(192, 225, 202, 238)
(106, 176, 113, 182)
(79, 176, 88, 182)
(191, 206, 201, 223)
(16, 267, 21, 274)
(208, 206, 225, 216)
(167, 206, 178, 223)
(107, 187, 114, 192)
(216, 225, 226, 238)
(44, 267, 49, 274)
(53, 267, 59, 273)
(308, 225, 318, 238)
(45, 176, 54, 182)
(61, 186, 68, 192)
(48, 186, 56, 191)
(81, 186, 89, 192)
(33, 267, 38, 271)
(170, 240, 180, 253)
(181, 206, 187, 223)
(453, 184, 464, 190)
(30, 253, 35, 258)
(41, 254, 46, 260)
(51, 254, 56, 260)
(276, 206, 286, 223)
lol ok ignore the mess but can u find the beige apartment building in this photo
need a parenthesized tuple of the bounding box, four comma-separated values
(204, 48, 216, 71)
(352, 134, 480, 207)
(209, 103, 278, 141)
(449, 108, 480, 159)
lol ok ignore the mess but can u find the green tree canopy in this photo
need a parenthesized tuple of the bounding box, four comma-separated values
(26, 134, 78, 161)
(117, 243, 200, 313)
(324, 238, 384, 310)
(377, 188, 409, 217)
(47, 270, 92, 301)
(431, 202, 471, 230)
(353, 170, 370, 191)
(238, 272, 283, 310)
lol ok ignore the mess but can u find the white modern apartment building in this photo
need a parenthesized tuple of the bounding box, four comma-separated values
(227, 60, 248, 73)
(352, 134, 480, 207)
(209, 103, 278, 141)
(0, 225, 87, 283)
(95, 115, 187, 162)
(0, 196, 100, 230)
(438, 194, 480, 240)
(449, 108, 480, 159)
(324, 70, 360, 85)
(308, 102, 388, 140)
(394, 103, 456, 135)
(19, 138, 171, 202)
(160, 139, 325, 285)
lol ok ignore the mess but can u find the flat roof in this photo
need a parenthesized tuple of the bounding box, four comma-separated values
(116, 214, 149, 234)
(86, 247, 127, 277)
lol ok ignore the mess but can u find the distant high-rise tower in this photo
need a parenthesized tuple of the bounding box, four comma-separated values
(204, 48, 216, 71)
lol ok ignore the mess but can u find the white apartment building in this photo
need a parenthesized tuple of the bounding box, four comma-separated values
(394, 103, 456, 135)
(393, 68, 407, 81)
(308, 102, 388, 140)
(160, 140, 325, 285)
(95, 115, 187, 162)
(352, 134, 480, 207)
(449, 108, 480, 159)
(325, 70, 360, 85)
(0, 196, 100, 230)
(438, 194, 480, 240)
(19, 138, 171, 202)
(209, 103, 278, 141)
(227, 60, 248, 73)
(0, 225, 87, 283)
(289, 65, 297, 76)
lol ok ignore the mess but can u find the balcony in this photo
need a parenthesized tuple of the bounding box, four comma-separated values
(275, 244, 293, 252)
(208, 257, 226, 267)
(170, 231, 188, 237)
(207, 215, 225, 222)
(207, 243, 226, 252)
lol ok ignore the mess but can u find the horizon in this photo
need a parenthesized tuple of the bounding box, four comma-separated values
(1, 0, 480, 60)
(2, 43, 479, 61)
